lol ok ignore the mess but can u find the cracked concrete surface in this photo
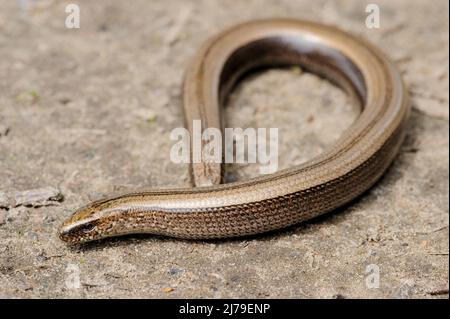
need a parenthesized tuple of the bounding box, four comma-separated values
(0, 0, 448, 298)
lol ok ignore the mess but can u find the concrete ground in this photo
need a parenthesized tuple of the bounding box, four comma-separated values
(0, 0, 448, 298)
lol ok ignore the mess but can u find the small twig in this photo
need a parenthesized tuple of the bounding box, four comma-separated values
(416, 225, 449, 235)
(46, 254, 65, 259)
(428, 288, 449, 296)
(0, 125, 10, 137)
(105, 273, 123, 279)
(429, 225, 449, 233)
(82, 282, 108, 288)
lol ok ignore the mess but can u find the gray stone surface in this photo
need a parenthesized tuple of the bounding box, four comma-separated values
(0, 0, 448, 298)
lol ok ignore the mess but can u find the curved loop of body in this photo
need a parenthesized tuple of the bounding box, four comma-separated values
(59, 19, 410, 244)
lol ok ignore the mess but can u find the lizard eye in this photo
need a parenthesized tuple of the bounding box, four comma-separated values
(81, 223, 97, 233)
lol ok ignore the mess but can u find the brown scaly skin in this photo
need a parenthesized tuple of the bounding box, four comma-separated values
(59, 19, 410, 244)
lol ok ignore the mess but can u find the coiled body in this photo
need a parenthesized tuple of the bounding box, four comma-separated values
(59, 19, 410, 244)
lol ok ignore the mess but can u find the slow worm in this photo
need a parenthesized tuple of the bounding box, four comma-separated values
(59, 19, 410, 243)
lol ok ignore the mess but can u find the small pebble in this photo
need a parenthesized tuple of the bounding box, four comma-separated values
(168, 268, 185, 276)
